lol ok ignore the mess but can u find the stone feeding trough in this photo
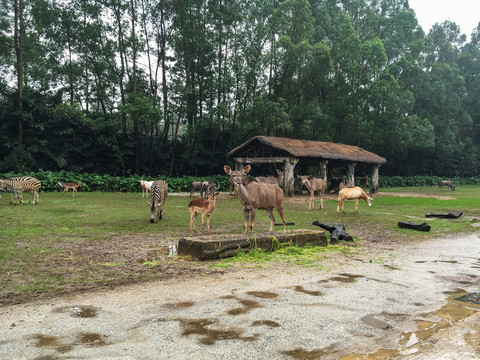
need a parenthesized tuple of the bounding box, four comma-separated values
(177, 229, 327, 260)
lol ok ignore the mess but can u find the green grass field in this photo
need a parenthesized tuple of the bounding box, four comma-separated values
(1, 185, 479, 304)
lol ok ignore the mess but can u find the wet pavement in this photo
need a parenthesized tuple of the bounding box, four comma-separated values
(1, 233, 479, 360)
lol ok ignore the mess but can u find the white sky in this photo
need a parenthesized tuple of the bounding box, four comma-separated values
(408, 0, 480, 39)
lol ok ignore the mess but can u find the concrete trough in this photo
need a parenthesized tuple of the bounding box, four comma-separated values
(177, 229, 327, 260)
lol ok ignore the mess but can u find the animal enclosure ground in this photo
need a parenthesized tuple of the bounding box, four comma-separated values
(1, 186, 479, 306)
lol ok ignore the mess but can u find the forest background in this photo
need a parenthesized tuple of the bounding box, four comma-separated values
(1, 0, 479, 178)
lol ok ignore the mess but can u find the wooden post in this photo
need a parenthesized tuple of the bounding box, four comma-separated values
(370, 164, 380, 194)
(319, 160, 328, 182)
(347, 162, 356, 185)
(284, 157, 299, 197)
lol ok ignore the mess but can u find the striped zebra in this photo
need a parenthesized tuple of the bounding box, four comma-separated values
(0, 177, 42, 205)
(150, 180, 168, 223)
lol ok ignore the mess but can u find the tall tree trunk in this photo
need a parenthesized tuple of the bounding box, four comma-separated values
(131, 0, 140, 175)
(14, 0, 24, 144)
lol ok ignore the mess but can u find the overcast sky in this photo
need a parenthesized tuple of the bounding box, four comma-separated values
(408, 0, 480, 39)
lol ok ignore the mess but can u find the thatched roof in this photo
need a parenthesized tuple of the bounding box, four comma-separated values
(228, 136, 386, 165)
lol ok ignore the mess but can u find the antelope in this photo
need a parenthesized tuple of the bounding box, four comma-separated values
(226, 167, 242, 196)
(255, 169, 285, 187)
(201, 180, 212, 199)
(224, 165, 286, 233)
(57, 181, 82, 197)
(298, 175, 327, 210)
(140, 178, 154, 198)
(439, 180, 455, 190)
(188, 183, 220, 235)
(190, 181, 203, 197)
(337, 186, 372, 214)
(359, 175, 369, 188)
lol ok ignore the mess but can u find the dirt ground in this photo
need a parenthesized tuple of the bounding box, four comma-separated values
(0, 191, 458, 307)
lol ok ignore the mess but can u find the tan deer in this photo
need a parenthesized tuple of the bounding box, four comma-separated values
(255, 169, 285, 187)
(188, 183, 220, 235)
(224, 165, 286, 233)
(337, 186, 372, 214)
(297, 175, 327, 210)
(57, 181, 82, 197)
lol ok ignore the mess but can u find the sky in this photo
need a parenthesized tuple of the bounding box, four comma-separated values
(408, 0, 480, 39)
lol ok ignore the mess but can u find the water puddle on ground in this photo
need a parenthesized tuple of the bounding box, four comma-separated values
(251, 320, 281, 328)
(294, 286, 323, 296)
(178, 318, 259, 345)
(338, 290, 480, 359)
(164, 301, 196, 309)
(227, 299, 262, 315)
(318, 273, 364, 284)
(75, 332, 108, 346)
(32, 334, 72, 353)
(53, 305, 99, 318)
(246, 291, 278, 299)
(282, 347, 328, 359)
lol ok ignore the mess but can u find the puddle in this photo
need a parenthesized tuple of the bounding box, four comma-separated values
(247, 291, 278, 299)
(164, 301, 195, 309)
(32, 334, 72, 353)
(228, 299, 262, 315)
(251, 320, 281, 328)
(361, 314, 392, 330)
(75, 332, 108, 346)
(294, 286, 323, 296)
(178, 318, 259, 345)
(53, 305, 99, 318)
(283, 347, 328, 359)
(341, 290, 480, 359)
(319, 273, 364, 284)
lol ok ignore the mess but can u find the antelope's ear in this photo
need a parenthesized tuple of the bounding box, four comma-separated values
(243, 165, 251, 174)
(224, 165, 231, 175)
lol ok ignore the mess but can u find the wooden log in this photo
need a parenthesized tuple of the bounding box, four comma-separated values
(425, 211, 463, 219)
(178, 229, 327, 260)
(398, 221, 431, 232)
(312, 221, 353, 242)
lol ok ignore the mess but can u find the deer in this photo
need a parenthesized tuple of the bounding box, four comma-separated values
(226, 167, 242, 196)
(439, 180, 455, 190)
(57, 181, 82, 197)
(337, 186, 372, 214)
(224, 165, 286, 233)
(297, 175, 327, 210)
(188, 183, 220, 235)
(139, 178, 154, 198)
(255, 169, 285, 187)
(190, 181, 203, 197)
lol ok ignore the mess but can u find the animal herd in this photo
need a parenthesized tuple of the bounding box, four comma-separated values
(0, 172, 457, 235)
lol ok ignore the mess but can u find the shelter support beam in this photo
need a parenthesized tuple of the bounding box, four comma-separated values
(347, 162, 356, 185)
(318, 160, 328, 182)
(370, 165, 380, 194)
(284, 157, 299, 197)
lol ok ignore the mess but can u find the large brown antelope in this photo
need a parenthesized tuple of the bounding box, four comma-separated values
(297, 175, 327, 210)
(337, 186, 372, 214)
(188, 184, 220, 235)
(255, 169, 285, 187)
(224, 165, 286, 233)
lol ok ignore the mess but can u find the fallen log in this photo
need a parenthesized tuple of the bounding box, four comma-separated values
(425, 211, 463, 219)
(398, 221, 431, 232)
(312, 221, 353, 242)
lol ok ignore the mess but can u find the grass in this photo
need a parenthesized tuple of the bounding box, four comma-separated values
(1, 185, 479, 303)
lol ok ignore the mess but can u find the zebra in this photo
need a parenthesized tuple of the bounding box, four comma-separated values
(0, 177, 42, 205)
(150, 180, 168, 223)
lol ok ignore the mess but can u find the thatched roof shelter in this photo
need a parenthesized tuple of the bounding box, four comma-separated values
(228, 136, 386, 165)
(227, 136, 386, 196)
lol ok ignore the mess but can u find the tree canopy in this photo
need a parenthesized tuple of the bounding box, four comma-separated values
(0, 0, 479, 177)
